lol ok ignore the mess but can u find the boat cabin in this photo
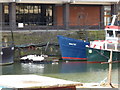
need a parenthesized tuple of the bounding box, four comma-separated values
(90, 15, 120, 51)
(105, 26, 120, 42)
(104, 25, 120, 51)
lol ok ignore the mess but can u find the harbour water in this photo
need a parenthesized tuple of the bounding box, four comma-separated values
(1, 60, 119, 84)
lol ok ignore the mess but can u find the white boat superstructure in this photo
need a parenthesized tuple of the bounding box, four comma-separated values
(90, 15, 120, 51)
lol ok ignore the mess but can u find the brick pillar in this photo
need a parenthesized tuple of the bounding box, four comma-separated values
(0, 3, 2, 68)
(53, 5, 57, 26)
(100, 5, 104, 29)
(111, 3, 119, 25)
(41, 5, 46, 25)
(63, 3, 69, 30)
(9, 2, 16, 31)
(111, 4, 118, 15)
(0, 3, 3, 31)
(118, 2, 120, 22)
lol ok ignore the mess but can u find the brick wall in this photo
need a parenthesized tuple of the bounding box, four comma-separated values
(56, 5, 101, 26)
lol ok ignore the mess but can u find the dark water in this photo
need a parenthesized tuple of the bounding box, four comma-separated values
(1, 61, 119, 84)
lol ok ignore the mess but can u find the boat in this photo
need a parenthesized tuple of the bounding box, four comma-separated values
(0, 42, 14, 65)
(57, 15, 120, 62)
(0, 29, 15, 65)
(87, 15, 120, 62)
(20, 54, 51, 64)
(20, 55, 44, 61)
(57, 35, 90, 61)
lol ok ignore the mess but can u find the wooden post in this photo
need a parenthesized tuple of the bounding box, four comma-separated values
(101, 50, 115, 87)
(108, 50, 112, 84)
(18, 48, 21, 58)
(107, 50, 114, 88)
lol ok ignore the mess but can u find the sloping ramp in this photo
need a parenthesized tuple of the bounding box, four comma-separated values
(0, 75, 81, 88)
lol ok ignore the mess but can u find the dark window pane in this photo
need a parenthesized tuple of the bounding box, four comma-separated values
(16, 4, 53, 26)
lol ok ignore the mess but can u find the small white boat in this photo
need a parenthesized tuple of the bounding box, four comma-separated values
(32, 55, 45, 61)
(20, 54, 48, 62)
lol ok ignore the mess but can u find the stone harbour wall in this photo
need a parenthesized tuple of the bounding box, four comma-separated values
(2, 30, 105, 60)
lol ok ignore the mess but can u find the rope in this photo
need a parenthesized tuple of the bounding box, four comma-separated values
(94, 49, 109, 59)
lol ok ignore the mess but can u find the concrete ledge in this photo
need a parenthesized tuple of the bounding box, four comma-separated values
(0, 75, 118, 89)
(0, 75, 81, 88)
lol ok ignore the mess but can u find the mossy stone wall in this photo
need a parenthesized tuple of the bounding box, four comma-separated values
(2, 30, 105, 59)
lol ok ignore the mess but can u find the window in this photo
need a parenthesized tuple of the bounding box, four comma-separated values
(104, 6, 111, 26)
(117, 44, 120, 50)
(4, 5, 9, 25)
(115, 31, 120, 37)
(107, 30, 114, 37)
(107, 44, 115, 50)
(4, 5, 8, 14)
(24, 6, 29, 14)
(16, 4, 53, 26)
(29, 6, 34, 13)
(34, 6, 39, 14)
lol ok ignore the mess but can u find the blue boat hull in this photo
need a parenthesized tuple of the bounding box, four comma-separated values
(57, 35, 90, 60)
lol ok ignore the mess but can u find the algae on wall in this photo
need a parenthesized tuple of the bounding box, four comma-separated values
(88, 30, 105, 41)
(2, 30, 105, 45)
(2, 30, 105, 59)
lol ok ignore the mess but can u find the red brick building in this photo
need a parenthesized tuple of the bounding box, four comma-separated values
(0, 0, 119, 30)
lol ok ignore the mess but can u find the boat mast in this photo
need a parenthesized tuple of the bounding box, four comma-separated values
(110, 15, 117, 26)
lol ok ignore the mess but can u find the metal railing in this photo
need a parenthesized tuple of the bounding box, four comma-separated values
(1, 21, 104, 31)
(1, 0, 118, 3)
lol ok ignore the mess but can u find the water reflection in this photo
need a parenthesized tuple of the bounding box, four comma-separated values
(1, 64, 14, 75)
(21, 63, 44, 74)
(20, 62, 87, 74)
(1, 61, 119, 83)
(87, 62, 118, 72)
(60, 62, 87, 73)
(2, 61, 119, 74)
